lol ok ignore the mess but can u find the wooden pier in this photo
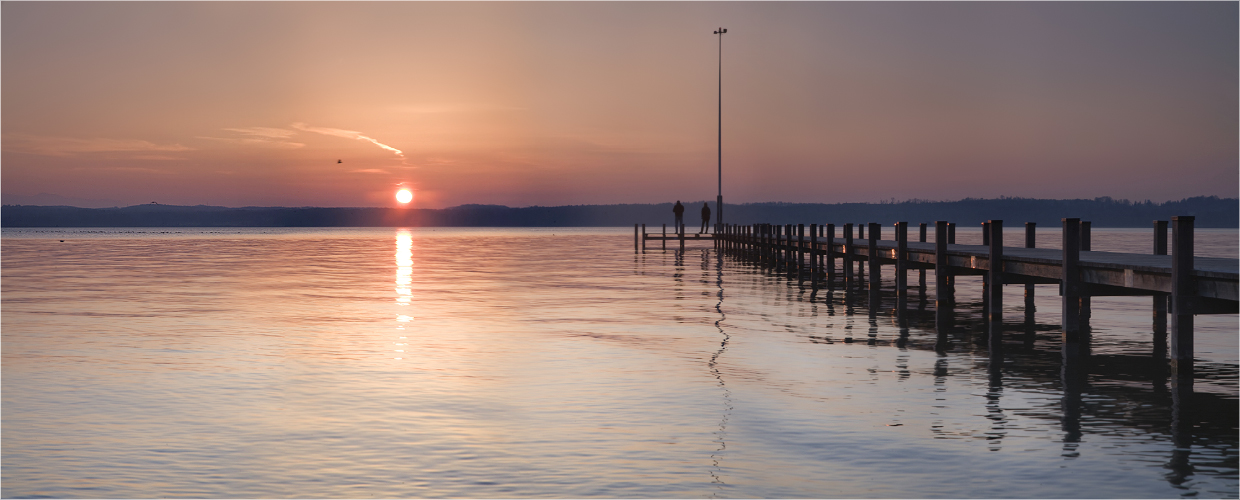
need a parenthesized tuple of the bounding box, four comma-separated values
(635, 217, 1238, 389)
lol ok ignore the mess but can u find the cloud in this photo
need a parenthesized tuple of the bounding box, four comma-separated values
(350, 168, 389, 174)
(223, 127, 298, 139)
(199, 127, 305, 149)
(3, 134, 193, 157)
(291, 122, 405, 159)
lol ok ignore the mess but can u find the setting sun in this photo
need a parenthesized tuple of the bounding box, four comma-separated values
(396, 188, 413, 204)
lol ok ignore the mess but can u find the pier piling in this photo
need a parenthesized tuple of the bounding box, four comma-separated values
(825, 224, 836, 284)
(1062, 218, 1082, 343)
(988, 220, 1004, 353)
(935, 221, 951, 331)
(895, 222, 908, 322)
(867, 223, 881, 303)
(1171, 216, 1194, 389)
(1025, 222, 1036, 327)
(810, 224, 818, 288)
(1080, 221, 1092, 327)
(1153, 220, 1169, 356)
(844, 224, 854, 285)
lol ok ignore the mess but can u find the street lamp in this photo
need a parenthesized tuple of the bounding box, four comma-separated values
(714, 27, 726, 232)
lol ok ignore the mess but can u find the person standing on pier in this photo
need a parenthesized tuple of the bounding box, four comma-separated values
(700, 202, 712, 234)
(672, 200, 685, 233)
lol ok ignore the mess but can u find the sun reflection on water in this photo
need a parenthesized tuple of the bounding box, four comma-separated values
(395, 229, 414, 359)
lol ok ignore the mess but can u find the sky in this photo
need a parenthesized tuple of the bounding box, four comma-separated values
(3, 2, 1236, 209)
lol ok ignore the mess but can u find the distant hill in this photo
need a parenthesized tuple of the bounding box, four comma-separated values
(2, 196, 1236, 228)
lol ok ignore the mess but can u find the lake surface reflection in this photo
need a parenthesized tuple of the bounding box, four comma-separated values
(3, 227, 1236, 498)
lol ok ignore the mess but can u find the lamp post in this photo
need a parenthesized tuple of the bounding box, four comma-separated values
(714, 27, 727, 232)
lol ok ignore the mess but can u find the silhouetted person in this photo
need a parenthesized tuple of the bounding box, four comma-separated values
(700, 203, 711, 234)
(673, 200, 685, 232)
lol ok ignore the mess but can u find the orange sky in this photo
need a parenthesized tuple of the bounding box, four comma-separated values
(3, 2, 1236, 208)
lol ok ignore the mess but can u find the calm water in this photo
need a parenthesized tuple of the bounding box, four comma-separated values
(3, 227, 1237, 498)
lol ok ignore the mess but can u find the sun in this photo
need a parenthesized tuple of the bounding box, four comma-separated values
(396, 188, 413, 204)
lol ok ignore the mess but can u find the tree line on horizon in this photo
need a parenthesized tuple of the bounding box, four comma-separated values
(2, 196, 1236, 228)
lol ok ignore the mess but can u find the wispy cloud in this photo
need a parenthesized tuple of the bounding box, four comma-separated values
(199, 127, 305, 149)
(224, 127, 298, 139)
(291, 122, 405, 160)
(3, 134, 193, 157)
(351, 168, 389, 174)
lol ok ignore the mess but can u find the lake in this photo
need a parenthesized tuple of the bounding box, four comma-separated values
(3, 227, 1236, 498)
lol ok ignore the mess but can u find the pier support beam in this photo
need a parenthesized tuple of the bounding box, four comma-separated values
(1062, 218, 1081, 343)
(935, 221, 952, 331)
(634, 224, 639, 254)
(868, 223, 881, 304)
(857, 224, 866, 281)
(843, 224, 854, 285)
(1025, 222, 1036, 329)
(641, 224, 646, 253)
(1080, 221, 1092, 328)
(981, 221, 991, 322)
(946, 223, 956, 291)
(825, 224, 836, 285)
(1171, 215, 1194, 389)
(988, 220, 1003, 354)
(918, 223, 927, 289)
(810, 224, 818, 289)
(798, 224, 806, 282)
(895, 222, 908, 323)
(1153, 220, 1169, 357)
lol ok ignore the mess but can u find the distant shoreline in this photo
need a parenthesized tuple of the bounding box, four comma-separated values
(3, 196, 1236, 228)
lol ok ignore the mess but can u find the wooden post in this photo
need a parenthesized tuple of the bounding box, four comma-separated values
(1025, 222, 1036, 327)
(1171, 216, 1194, 388)
(634, 224, 639, 253)
(798, 224, 808, 284)
(819, 224, 825, 274)
(895, 222, 908, 320)
(662, 224, 667, 251)
(1153, 220, 1169, 355)
(918, 223, 927, 288)
(1062, 218, 1081, 342)
(777, 225, 785, 271)
(679, 223, 685, 252)
(758, 225, 768, 267)
(982, 220, 992, 320)
(1080, 221, 1092, 328)
(946, 223, 956, 290)
(641, 224, 646, 253)
(868, 222, 880, 296)
(1155, 220, 1169, 254)
(789, 223, 796, 276)
(935, 221, 950, 331)
(825, 224, 836, 284)
(810, 224, 818, 288)
(843, 224, 854, 284)
(857, 223, 866, 281)
(988, 220, 1003, 352)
